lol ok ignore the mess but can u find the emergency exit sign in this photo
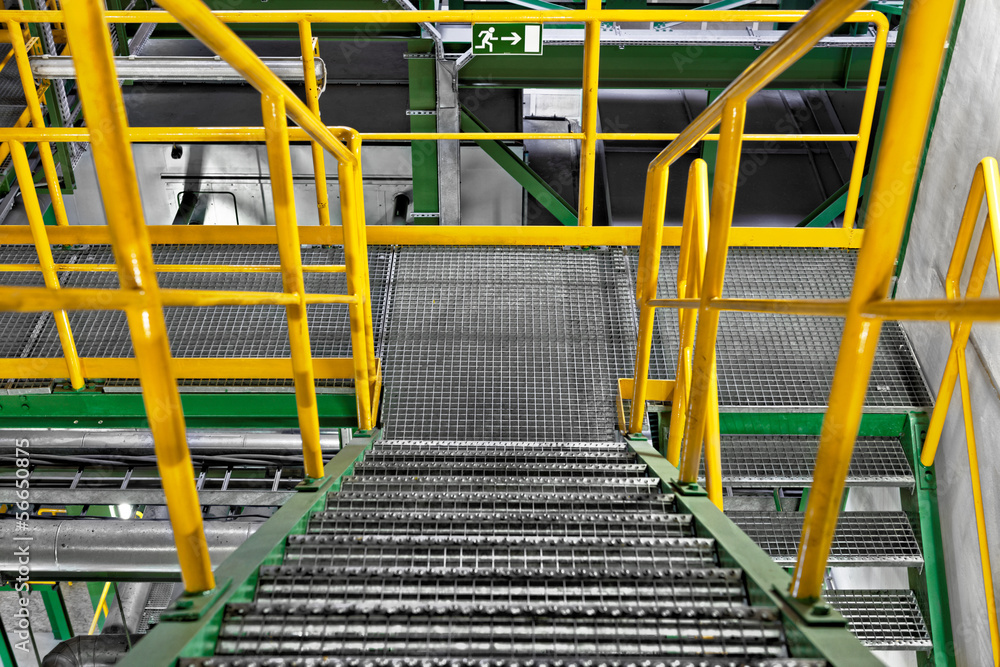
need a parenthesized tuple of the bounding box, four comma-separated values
(471, 23, 543, 56)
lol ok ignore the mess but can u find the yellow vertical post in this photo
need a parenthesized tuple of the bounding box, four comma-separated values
(577, 9, 601, 227)
(842, 16, 888, 229)
(261, 92, 325, 479)
(7, 21, 69, 227)
(790, 0, 961, 601)
(678, 100, 746, 484)
(338, 131, 374, 431)
(298, 21, 332, 228)
(628, 164, 669, 434)
(63, 0, 214, 593)
(9, 140, 84, 390)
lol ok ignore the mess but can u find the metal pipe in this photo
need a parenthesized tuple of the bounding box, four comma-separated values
(0, 521, 259, 578)
(577, 13, 601, 227)
(0, 429, 341, 456)
(298, 23, 332, 228)
(789, 0, 962, 601)
(29, 55, 327, 87)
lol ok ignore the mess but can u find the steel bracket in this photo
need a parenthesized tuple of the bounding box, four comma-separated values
(772, 586, 850, 628)
(295, 477, 326, 493)
(670, 480, 709, 497)
(159, 578, 232, 623)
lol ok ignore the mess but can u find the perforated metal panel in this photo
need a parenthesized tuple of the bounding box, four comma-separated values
(379, 247, 636, 441)
(727, 511, 924, 566)
(633, 247, 933, 411)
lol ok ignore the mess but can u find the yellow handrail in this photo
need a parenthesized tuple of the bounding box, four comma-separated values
(918, 157, 999, 664)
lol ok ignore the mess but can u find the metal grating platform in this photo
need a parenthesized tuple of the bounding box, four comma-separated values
(698, 435, 914, 487)
(0, 245, 394, 391)
(378, 247, 636, 441)
(727, 511, 924, 566)
(825, 589, 932, 651)
(633, 247, 933, 412)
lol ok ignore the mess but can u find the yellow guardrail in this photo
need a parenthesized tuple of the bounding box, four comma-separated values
(918, 157, 999, 663)
(624, 0, 970, 608)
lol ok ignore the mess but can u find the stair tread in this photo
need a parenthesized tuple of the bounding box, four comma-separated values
(826, 589, 932, 651)
(726, 511, 923, 566)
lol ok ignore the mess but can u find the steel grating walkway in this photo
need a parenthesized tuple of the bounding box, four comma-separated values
(825, 589, 933, 651)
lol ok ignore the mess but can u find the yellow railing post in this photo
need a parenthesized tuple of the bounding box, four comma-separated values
(338, 131, 375, 431)
(628, 163, 668, 434)
(790, 0, 962, 601)
(62, 0, 214, 594)
(9, 140, 84, 390)
(842, 14, 888, 229)
(577, 6, 601, 227)
(7, 20, 69, 227)
(677, 99, 746, 485)
(298, 21, 332, 228)
(261, 92, 325, 479)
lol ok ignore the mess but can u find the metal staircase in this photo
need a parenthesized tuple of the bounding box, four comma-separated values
(182, 439, 828, 666)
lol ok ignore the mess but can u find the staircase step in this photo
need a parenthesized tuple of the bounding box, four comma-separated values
(354, 461, 647, 476)
(361, 450, 635, 464)
(826, 589, 933, 651)
(373, 440, 628, 454)
(283, 535, 719, 571)
(213, 602, 791, 660)
(254, 567, 749, 609)
(341, 474, 660, 495)
(326, 492, 676, 514)
(306, 511, 693, 539)
(727, 511, 923, 566)
(698, 435, 914, 488)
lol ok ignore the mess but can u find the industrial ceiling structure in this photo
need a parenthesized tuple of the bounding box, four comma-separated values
(0, 0, 996, 666)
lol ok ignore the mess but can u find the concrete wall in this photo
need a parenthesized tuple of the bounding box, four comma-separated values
(896, 1, 1000, 664)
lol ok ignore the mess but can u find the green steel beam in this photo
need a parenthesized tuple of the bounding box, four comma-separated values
(797, 173, 871, 228)
(460, 107, 578, 226)
(458, 44, 891, 89)
(901, 413, 955, 667)
(870, 1, 903, 16)
(118, 432, 378, 667)
(0, 391, 359, 429)
(39, 585, 74, 640)
(408, 41, 440, 225)
(629, 436, 882, 666)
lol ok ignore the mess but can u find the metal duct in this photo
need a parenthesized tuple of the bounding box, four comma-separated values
(28, 55, 327, 91)
(0, 520, 259, 579)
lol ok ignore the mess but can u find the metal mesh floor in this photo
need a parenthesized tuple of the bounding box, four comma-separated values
(698, 435, 914, 487)
(726, 511, 924, 566)
(825, 589, 932, 651)
(379, 247, 636, 441)
(632, 247, 933, 411)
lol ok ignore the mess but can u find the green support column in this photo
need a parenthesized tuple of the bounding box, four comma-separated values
(39, 585, 74, 640)
(407, 41, 439, 225)
(902, 413, 956, 667)
(0, 612, 15, 667)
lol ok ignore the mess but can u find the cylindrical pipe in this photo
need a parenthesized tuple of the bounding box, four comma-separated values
(0, 429, 341, 456)
(0, 521, 259, 577)
(29, 55, 327, 88)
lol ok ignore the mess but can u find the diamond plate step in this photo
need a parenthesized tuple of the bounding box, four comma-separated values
(341, 474, 661, 495)
(254, 567, 749, 609)
(698, 435, 914, 488)
(826, 589, 933, 651)
(306, 511, 694, 539)
(727, 511, 923, 566)
(283, 535, 719, 571)
(212, 603, 790, 660)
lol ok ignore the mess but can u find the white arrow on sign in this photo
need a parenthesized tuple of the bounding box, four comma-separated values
(500, 32, 521, 46)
